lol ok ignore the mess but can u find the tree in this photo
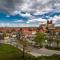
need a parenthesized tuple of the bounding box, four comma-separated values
(34, 32, 46, 47)
(11, 28, 16, 33)
(47, 34, 53, 47)
(16, 28, 23, 40)
(17, 28, 28, 60)
(55, 36, 60, 48)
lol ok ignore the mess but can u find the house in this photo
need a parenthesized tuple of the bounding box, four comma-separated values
(53, 20, 60, 35)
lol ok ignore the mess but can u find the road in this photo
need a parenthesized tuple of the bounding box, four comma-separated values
(27, 47, 60, 57)
(0, 38, 60, 57)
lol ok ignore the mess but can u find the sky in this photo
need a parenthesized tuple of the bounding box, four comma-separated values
(0, 0, 60, 27)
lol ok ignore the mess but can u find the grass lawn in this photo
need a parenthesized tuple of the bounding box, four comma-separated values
(0, 44, 60, 60)
(0, 44, 23, 60)
(0, 43, 35, 60)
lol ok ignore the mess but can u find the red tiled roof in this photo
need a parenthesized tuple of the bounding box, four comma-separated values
(54, 29, 60, 32)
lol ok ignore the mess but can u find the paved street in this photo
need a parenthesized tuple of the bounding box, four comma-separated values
(27, 47, 60, 57)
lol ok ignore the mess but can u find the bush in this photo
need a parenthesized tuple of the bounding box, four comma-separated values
(45, 45, 60, 51)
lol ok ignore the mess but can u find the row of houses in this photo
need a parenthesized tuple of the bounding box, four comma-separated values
(0, 20, 60, 38)
(0, 20, 60, 47)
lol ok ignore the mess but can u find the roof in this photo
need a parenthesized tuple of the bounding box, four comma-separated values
(54, 29, 60, 32)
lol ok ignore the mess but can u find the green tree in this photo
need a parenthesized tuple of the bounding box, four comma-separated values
(16, 28, 23, 40)
(55, 36, 60, 48)
(34, 32, 46, 47)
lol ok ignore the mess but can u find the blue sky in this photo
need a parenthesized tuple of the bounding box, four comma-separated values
(0, 0, 60, 27)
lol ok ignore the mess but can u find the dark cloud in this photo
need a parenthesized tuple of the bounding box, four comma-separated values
(0, 0, 23, 12)
(0, 0, 60, 13)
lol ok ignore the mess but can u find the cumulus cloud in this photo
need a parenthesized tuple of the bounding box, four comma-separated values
(11, 10, 32, 18)
(14, 20, 24, 23)
(15, 0, 60, 14)
(0, 0, 60, 27)
(27, 18, 46, 24)
(0, 23, 39, 27)
(0, 0, 60, 13)
(52, 16, 60, 24)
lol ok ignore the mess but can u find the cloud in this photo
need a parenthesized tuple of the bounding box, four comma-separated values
(27, 18, 46, 24)
(0, 23, 39, 27)
(0, 0, 60, 13)
(14, 20, 24, 22)
(11, 10, 32, 18)
(14, 0, 60, 13)
(52, 16, 60, 24)
(33, 8, 54, 16)
(0, 0, 60, 27)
